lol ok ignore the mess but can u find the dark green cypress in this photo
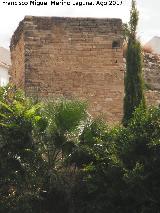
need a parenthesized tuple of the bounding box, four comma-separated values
(123, 0, 145, 124)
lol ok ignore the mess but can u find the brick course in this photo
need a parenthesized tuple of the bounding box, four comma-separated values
(10, 16, 124, 122)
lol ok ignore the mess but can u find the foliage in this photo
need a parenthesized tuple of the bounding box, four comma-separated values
(0, 87, 88, 212)
(116, 106, 160, 212)
(123, 0, 146, 124)
(122, 23, 130, 43)
(68, 119, 125, 213)
(123, 39, 145, 123)
(1, 86, 160, 213)
(129, 0, 139, 38)
(34, 100, 87, 181)
(71, 106, 160, 213)
(0, 86, 45, 212)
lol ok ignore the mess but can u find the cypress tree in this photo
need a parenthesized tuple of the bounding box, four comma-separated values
(123, 0, 145, 124)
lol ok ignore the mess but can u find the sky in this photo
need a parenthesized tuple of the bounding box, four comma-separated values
(0, 0, 160, 49)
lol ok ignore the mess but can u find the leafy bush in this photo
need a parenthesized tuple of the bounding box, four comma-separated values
(71, 106, 160, 213)
(116, 106, 160, 212)
(1, 86, 160, 213)
(0, 86, 44, 212)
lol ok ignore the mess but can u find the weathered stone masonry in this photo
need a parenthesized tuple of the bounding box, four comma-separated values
(144, 53, 160, 106)
(10, 16, 124, 122)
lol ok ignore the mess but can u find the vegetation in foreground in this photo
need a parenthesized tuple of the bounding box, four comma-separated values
(1, 86, 160, 213)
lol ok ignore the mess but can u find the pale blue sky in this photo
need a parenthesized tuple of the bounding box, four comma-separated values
(0, 0, 160, 49)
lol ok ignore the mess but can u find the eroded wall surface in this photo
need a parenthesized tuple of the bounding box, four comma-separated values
(10, 22, 25, 90)
(10, 16, 124, 122)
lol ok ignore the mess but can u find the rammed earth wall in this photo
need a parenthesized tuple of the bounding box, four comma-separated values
(10, 16, 124, 122)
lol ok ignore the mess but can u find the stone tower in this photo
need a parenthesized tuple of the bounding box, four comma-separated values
(10, 16, 124, 122)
